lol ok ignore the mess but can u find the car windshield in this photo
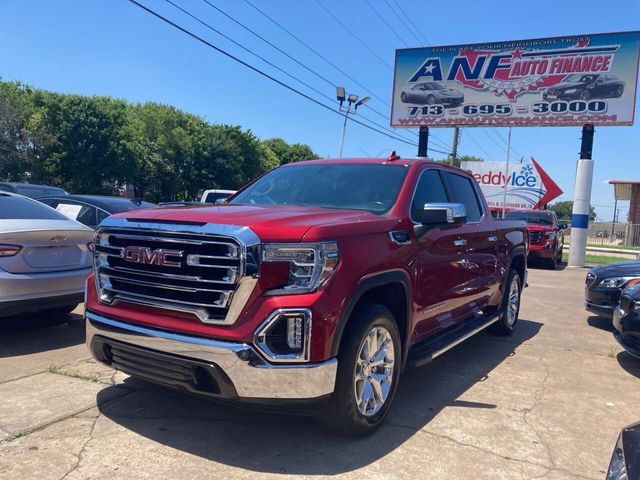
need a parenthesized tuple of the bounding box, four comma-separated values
(15, 185, 67, 198)
(106, 200, 157, 213)
(424, 82, 445, 90)
(229, 163, 408, 214)
(565, 74, 597, 83)
(0, 194, 69, 220)
(505, 211, 554, 225)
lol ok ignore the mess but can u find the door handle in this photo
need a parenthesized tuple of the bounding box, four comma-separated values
(487, 236, 498, 242)
(453, 239, 467, 247)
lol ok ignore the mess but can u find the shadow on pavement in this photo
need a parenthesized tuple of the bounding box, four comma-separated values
(587, 315, 615, 333)
(98, 318, 542, 475)
(0, 311, 85, 357)
(617, 351, 640, 379)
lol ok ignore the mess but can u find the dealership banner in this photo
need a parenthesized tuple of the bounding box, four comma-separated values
(461, 158, 563, 211)
(392, 31, 640, 128)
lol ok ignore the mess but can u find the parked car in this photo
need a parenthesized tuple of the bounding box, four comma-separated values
(38, 195, 157, 229)
(613, 284, 640, 360)
(585, 262, 640, 317)
(0, 182, 68, 199)
(543, 73, 625, 101)
(504, 209, 566, 269)
(0, 193, 93, 318)
(85, 157, 528, 436)
(200, 189, 236, 203)
(400, 82, 464, 107)
(606, 420, 640, 479)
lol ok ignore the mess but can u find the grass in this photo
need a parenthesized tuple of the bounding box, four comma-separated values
(608, 345, 618, 358)
(46, 365, 99, 383)
(562, 252, 629, 265)
(585, 243, 640, 252)
(4, 430, 30, 442)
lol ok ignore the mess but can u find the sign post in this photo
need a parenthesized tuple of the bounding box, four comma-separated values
(568, 124, 595, 267)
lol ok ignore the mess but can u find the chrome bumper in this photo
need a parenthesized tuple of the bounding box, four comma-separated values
(85, 311, 337, 400)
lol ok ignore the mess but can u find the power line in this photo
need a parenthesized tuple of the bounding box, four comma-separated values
(126, 0, 418, 147)
(198, 0, 420, 145)
(237, 0, 452, 150)
(164, 0, 414, 145)
(314, 0, 394, 71)
(382, 0, 423, 46)
(362, 0, 410, 48)
(388, 0, 430, 45)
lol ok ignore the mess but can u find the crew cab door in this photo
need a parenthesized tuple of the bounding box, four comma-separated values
(442, 171, 500, 312)
(411, 168, 470, 340)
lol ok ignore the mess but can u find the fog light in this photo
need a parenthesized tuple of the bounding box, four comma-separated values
(287, 316, 304, 349)
(254, 309, 311, 363)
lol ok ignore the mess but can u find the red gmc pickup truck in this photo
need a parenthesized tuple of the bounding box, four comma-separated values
(504, 209, 566, 269)
(85, 157, 528, 436)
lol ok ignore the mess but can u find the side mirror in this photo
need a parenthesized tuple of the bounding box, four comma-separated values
(214, 198, 226, 205)
(421, 203, 467, 226)
(559, 223, 568, 230)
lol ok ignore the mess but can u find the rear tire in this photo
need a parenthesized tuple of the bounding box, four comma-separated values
(489, 269, 521, 335)
(322, 304, 401, 437)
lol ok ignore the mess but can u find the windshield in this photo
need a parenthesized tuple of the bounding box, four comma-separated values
(505, 211, 554, 225)
(565, 74, 596, 83)
(229, 163, 408, 214)
(0, 194, 69, 220)
(108, 200, 157, 213)
(424, 82, 445, 90)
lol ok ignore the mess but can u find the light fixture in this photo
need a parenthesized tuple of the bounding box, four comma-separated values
(355, 96, 371, 109)
(336, 86, 346, 104)
(347, 93, 359, 103)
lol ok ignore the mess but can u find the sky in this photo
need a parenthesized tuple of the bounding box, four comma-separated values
(1, 0, 639, 220)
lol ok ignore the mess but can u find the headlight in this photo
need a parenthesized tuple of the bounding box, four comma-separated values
(565, 88, 577, 94)
(634, 301, 640, 313)
(262, 242, 339, 295)
(607, 434, 626, 480)
(597, 277, 640, 289)
(545, 232, 556, 240)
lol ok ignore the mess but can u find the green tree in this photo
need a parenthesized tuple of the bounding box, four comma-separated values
(261, 138, 319, 165)
(549, 200, 596, 221)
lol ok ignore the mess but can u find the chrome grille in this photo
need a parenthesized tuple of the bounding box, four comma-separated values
(529, 230, 543, 245)
(93, 219, 260, 325)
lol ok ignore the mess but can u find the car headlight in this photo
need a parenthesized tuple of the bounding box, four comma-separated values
(634, 301, 640, 313)
(597, 277, 640, 289)
(607, 434, 626, 479)
(262, 242, 339, 295)
(565, 88, 577, 94)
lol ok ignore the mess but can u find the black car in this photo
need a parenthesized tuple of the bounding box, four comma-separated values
(38, 195, 157, 229)
(584, 262, 640, 317)
(607, 420, 640, 479)
(613, 284, 640, 360)
(543, 73, 625, 101)
(0, 182, 68, 198)
(400, 82, 464, 107)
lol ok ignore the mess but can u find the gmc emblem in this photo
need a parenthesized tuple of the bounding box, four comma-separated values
(122, 246, 184, 268)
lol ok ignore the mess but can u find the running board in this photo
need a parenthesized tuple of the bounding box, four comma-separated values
(408, 313, 501, 368)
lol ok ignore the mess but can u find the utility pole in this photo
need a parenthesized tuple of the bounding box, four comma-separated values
(417, 126, 429, 158)
(501, 127, 512, 218)
(451, 127, 460, 166)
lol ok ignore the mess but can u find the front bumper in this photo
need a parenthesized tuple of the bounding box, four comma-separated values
(585, 288, 622, 317)
(585, 301, 616, 317)
(613, 307, 640, 359)
(86, 311, 337, 402)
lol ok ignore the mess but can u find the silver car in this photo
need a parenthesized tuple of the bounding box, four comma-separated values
(0, 192, 93, 318)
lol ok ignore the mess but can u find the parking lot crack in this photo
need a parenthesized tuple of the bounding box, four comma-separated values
(58, 412, 100, 480)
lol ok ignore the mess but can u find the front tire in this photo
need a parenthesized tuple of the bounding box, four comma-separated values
(426, 95, 436, 105)
(322, 304, 401, 437)
(490, 269, 521, 335)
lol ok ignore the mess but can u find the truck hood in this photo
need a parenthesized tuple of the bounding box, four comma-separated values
(112, 204, 398, 242)
(526, 224, 554, 231)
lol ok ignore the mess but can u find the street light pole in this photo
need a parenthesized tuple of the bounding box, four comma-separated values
(501, 127, 512, 218)
(336, 87, 370, 158)
(338, 105, 351, 158)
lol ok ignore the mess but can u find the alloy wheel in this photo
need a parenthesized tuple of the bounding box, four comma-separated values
(507, 278, 520, 326)
(353, 326, 395, 417)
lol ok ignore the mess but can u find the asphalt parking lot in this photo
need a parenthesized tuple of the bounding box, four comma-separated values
(1, 267, 639, 480)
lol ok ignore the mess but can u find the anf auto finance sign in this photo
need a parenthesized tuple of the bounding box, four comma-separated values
(392, 31, 640, 127)
(461, 159, 563, 211)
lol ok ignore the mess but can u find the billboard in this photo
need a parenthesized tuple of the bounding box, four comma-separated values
(392, 31, 640, 128)
(461, 158, 563, 211)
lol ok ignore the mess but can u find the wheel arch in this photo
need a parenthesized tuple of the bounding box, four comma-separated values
(330, 270, 412, 367)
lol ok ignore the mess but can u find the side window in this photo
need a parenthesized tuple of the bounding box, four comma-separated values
(0, 184, 13, 192)
(39, 199, 60, 209)
(411, 170, 448, 222)
(444, 172, 483, 222)
(55, 201, 96, 226)
(97, 209, 110, 224)
(76, 205, 98, 227)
